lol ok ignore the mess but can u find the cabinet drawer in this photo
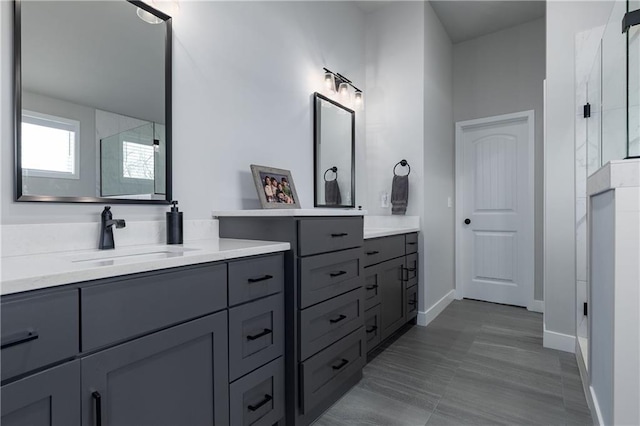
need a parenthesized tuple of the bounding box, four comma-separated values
(406, 285, 418, 321)
(364, 305, 381, 353)
(81, 263, 226, 351)
(228, 254, 284, 306)
(405, 253, 418, 288)
(298, 217, 363, 257)
(363, 235, 405, 267)
(1, 290, 79, 381)
(299, 248, 362, 308)
(230, 357, 284, 426)
(364, 267, 381, 311)
(229, 294, 284, 381)
(300, 328, 365, 415)
(299, 288, 364, 361)
(405, 233, 418, 254)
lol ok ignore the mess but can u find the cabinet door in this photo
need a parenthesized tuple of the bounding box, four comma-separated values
(1, 360, 80, 426)
(379, 257, 407, 340)
(81, 312, 228, 426)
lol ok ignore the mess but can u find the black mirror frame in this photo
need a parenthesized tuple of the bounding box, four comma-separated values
(313, 92, 356, 208)
(13, 0, 173, 204)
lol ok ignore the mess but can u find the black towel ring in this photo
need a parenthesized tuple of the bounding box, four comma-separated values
(324, 166, 338, 182)
(393, 160, 411, 176)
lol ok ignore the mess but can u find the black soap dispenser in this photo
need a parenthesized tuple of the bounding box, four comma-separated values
(166, 201, 183, 244)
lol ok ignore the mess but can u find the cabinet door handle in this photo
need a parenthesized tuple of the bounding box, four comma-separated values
(92, 391, 102, 426)
(247, 394, 273, 412)
(365, 284, 379, 290)
(407, 267, 416, 272)
(247, 274, 273, 283)
(331, 232, 348, 237)
(408, 300, 417, 306)
(366, 250, 379, 255)
(329, 271, 347, 277)
(246, 328, 272, 341)
(332, 358, 349, 370)
(366, 325, 378, 334)
(407, 242, 417, 245)
(329, 314, 347, 324)
(1, 330, 38, 349)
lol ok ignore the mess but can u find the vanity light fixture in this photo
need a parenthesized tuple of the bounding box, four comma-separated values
(322, 67, 363, 108)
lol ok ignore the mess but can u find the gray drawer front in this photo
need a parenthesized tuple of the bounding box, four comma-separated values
(406, 285, 418, 320)
(299, 248, 362, 308)
(300, 328, 365, 415)
(298, 217, 363, 257)
(364, 305, 381, 353)
(230, 357, 284, 426)
(364, 268, 381, 311)
(299, 288, 364, 361)
(81, 264, 227, 351)
(363, 235, 405, 266)
(405, 233, 418, 254)
(229, 294, 284, 381)
(228, 254, 284, 306)
(1, 290, 79, 381)
(405, 253, 418, 288)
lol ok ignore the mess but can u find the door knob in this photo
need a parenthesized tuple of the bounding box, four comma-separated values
(464, 218, 471, 225)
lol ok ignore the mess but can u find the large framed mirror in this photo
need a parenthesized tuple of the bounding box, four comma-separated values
(14, 0, 172, 203)
(313, 92, 355, 208)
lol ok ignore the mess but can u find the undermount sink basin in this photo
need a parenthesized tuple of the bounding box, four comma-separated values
(69, 246, 200, 265)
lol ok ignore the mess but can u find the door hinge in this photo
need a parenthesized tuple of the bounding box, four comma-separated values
(623, 9, 640, 33)
(583, 103, 591, 118)
(583, 302, 588, 317)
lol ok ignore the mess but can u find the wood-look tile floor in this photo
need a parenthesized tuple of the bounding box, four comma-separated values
(314, 299, 592, 426)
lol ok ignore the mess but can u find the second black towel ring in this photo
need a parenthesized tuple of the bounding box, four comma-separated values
(324, 166, 338, 182)
(393, 160, 411, 176)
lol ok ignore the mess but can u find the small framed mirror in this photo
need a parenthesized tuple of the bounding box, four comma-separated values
(313, 93, 355, 208)
(14, 0, 172, 204)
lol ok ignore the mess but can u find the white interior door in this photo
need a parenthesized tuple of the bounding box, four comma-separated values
(455, 111, 534, 307)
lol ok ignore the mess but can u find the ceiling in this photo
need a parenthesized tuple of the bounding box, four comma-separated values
(356, 1, 546, 44)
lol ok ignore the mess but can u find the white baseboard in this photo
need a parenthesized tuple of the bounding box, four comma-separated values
(543, 325, 576, 353)
(417, 289, 456, 327)
(590, 385, 605, 426)
(575, 340, 599, 426)
(527, 299, 544, 313)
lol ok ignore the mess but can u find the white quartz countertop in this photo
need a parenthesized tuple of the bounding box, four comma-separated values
(212, 208, 366, 217)
(364, 227, 420, 239)
(0, 239, 290, 296)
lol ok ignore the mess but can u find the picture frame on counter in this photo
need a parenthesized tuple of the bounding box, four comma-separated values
(250, 164, 301, 209)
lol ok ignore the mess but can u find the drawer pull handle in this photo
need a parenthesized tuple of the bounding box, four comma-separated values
(329, 314, 347, 324)
(248, 394, 272, 412)
(365, 284, 379, 290)
(247, 274, 273, 283)
(247, 328, 272, 341)
(366, 325, 378, 334)
(331, 232, 348, 237)
(408, 300, 417, 306)
(92, 391, 102, 426)
(366, 250, 380, 255)
(332, 358, 349, 370)
(329, 271, 347, 277)
(407, 267, 417, 272)
(407, 242, 417, 245)
(1, 330, 39, 349)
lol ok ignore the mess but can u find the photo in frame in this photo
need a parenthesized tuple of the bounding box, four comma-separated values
(250, 165, 301, 209)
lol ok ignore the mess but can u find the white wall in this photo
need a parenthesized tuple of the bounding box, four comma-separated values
(1, 1, 366, 224)
(453, 18, 545, 301)
(545, 0, 615, 340)
(422, 2, 455, 311)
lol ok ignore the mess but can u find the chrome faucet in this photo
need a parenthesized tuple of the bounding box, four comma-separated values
(99, 206, 126, 250)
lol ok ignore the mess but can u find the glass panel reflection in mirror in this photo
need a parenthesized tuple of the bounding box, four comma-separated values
(313, 93, 355, 208)
(16, 0, 171, 203)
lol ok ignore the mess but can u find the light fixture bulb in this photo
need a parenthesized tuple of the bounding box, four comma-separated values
(324, 72, 336, 93)
(338, 82, 350, 101)
(137, 7, 163, 24)
(354, 91, 363, 107)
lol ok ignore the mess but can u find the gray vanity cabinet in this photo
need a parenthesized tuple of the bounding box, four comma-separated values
(1, 360, 80, 426)
(81, 312, 229, 426)
(363, 232, 419, 354)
